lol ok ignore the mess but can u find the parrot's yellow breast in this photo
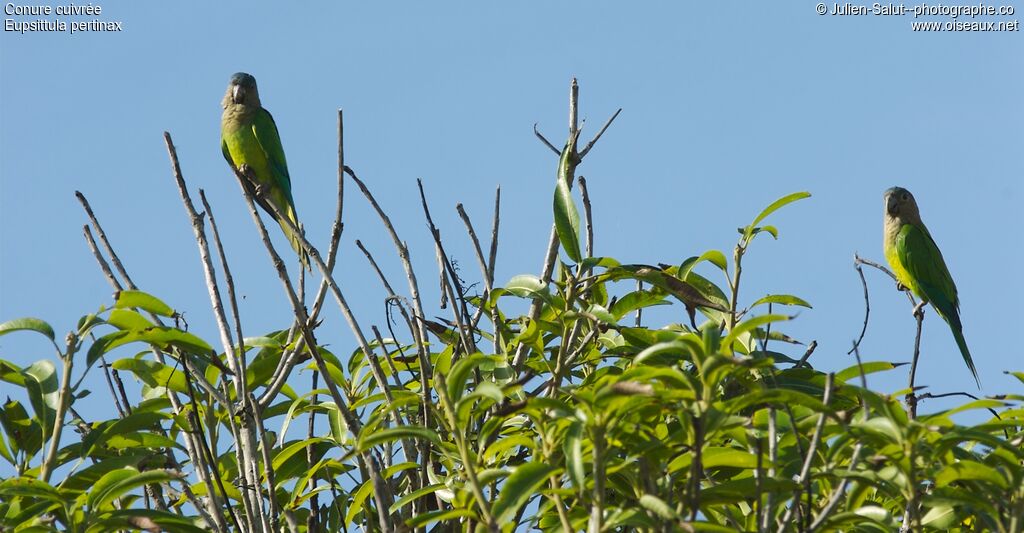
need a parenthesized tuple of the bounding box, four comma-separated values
(884, 227, 927, 303)
(223, 127, 270, 175)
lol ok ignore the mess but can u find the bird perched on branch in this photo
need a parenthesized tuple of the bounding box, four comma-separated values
(883, 186, 978, 387)
(221, 72, 309, 269)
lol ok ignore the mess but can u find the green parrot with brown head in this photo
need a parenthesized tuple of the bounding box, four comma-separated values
(883, 186, 978, 387)
(221, 72, 308, 269)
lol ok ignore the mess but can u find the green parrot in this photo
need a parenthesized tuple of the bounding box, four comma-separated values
(883, 186, 978, 386)
(221, 72, 308, 269)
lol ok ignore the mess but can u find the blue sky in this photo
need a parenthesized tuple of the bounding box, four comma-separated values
(1, 2, 1021, 455)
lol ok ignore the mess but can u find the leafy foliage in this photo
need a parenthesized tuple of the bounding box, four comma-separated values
(1, 106, 1021, 533)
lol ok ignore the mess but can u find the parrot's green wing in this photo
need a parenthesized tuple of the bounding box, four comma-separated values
(221, 136, 278, 222)
(221, 139, 233, 166)
(895, 224, 957, 310)
(250, 109, 294, 203)
(895, 223, 979, 386)
(249, 108, 309, 269)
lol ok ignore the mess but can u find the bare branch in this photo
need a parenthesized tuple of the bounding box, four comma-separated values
(569, 77, 579, 135)
(848, 257, 872, 355)
(346, 167, 431, 379)
(75, 190, 137, 289)
(578, 107, 622, 159)
(578, 176, 593, 258)
(778, 373, 834, 532)
(76, 191, 214, 528)
(794, 340, 818, 369)
(808, 443, 864, 532)
(533, 123, 561, 155)
(417, 179, 477, 355)
(456, 203, 492, 294)
(222, 151, 395, 531)
(487, 186, 501, 286)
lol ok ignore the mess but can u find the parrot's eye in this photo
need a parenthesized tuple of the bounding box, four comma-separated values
(900, 192, 909, 201)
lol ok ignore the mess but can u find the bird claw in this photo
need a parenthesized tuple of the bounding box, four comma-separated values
(896, 282, 907, 292)
(911, 301, 926, 319)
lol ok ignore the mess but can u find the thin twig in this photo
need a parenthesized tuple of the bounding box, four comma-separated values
(221, 150, 395, 531)
(200, 190, 282, 531)
(183, 367, 244, 532)
(457, 203, 492, 294)
(81, 226, 122, 291)
(258, 111, 346, 411)
(795, 340, 819, 369)
(76, 192, 214, 528)
(761, 407, 777, 532)
(418, 179, 477, 355)
(578, 107, 622, 159)
(578, 176, 593, 258)
(166, 133, 266, 525)
(808, 443, 864, 531)
(75, 191, 137, 289)
(848, 256, 872, 355)
(346, 166, 431, 372)
(778, 373, 835, 532)
(487, 186, 501, 286)
(533, 123, 561, 156)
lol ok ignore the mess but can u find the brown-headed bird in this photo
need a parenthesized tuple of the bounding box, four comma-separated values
(221, 72, 308, 269)
(883, 186, 977, 387)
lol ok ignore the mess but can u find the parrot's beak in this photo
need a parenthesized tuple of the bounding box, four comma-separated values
(232, 84, 245, 104)
(886, 195, 898, 216)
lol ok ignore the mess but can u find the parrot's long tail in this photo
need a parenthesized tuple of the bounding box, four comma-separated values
(950, 325, 979, 389)
(278, 207, 310, 271)
(937, 306, 980, 388)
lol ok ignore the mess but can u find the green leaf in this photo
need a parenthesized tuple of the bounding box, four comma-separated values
(117, 327, 214, 356)
(609, 290, 669, 320)
(271, 438, 330, 472)
(836, 361, 898, 383)
(0, 399, 42, 459)
(456, 382, 504, 426)
(491, 461, 557, 524)
(62, 452, 152, 492)
(406, 508, 476, 528)
(935, 460, 1008, 489)
(639, 494, 678, 520)
(323, 401, 353, 446)
(504, 275, 549, 300)
(105, 309, 154, 331)
(747, 225, 779, 240)
(722, 314, 790, 353)
(703, 448, 759, 469)
(564, 420, 585, 494)
(678, 250, 728, 280)
(389, 483, 446, 514)
(921, 505, 958, 529)
(749, 294, 812, 309)
(82, 411, 171, 457)
(345, 478, 375, 526)
(86, 331, 130, 368)
(86, 510, 208, 533)
(0, 358, 25, 387)
(553, 140, 582, 263)
(0, 318, 55, 342)
(114, 290, 176, 317)
(22, 360, 59, 441)
(357, 426, 441, 452)
(0, 476, 64, 502)
(744, 191, 811, 241)
(111, 358, 188, 395)
(87, 467, 179, 511)
(447, 354, 494, 403)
